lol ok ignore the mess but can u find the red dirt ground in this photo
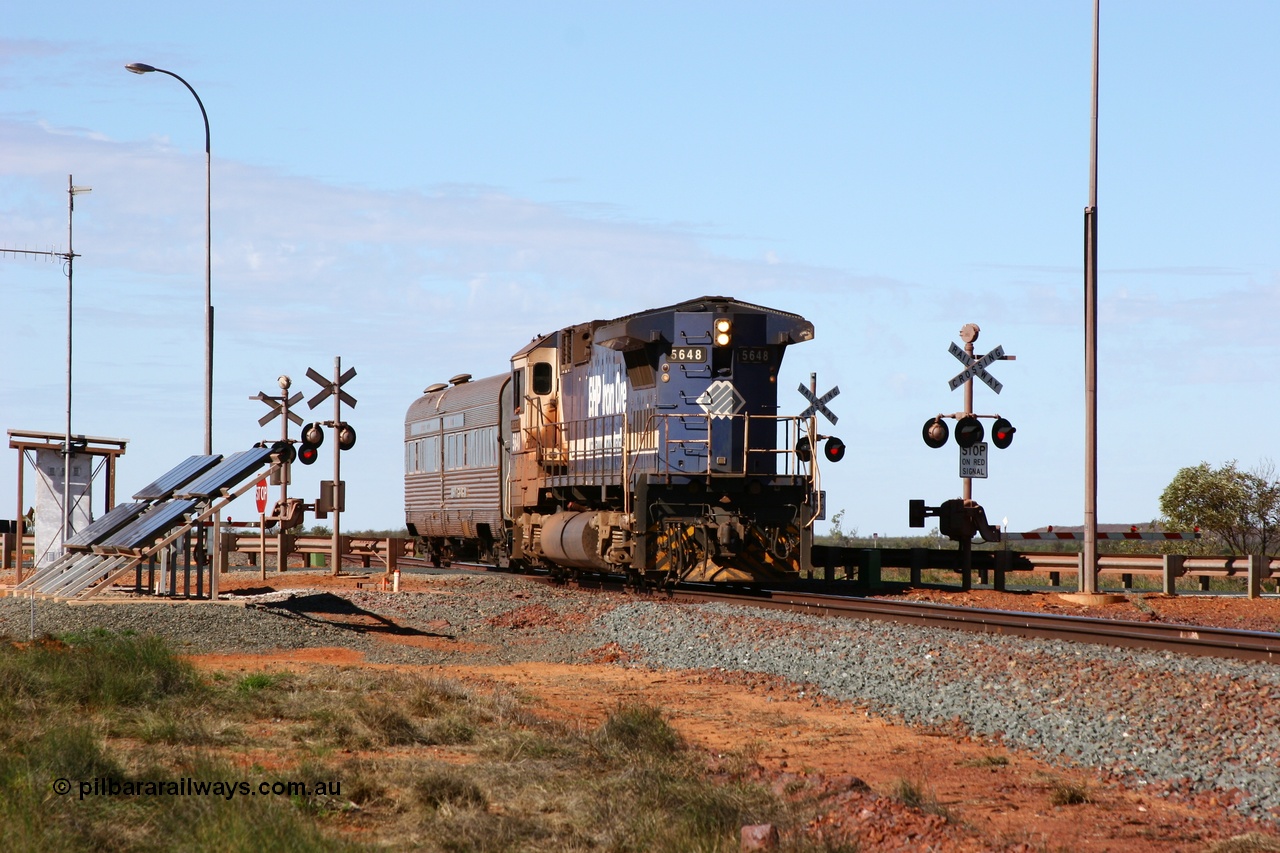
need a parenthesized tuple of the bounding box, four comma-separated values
(178, 570, 1280, 851)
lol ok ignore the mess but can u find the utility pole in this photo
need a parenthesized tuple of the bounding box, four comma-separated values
(1, 175, 91, 559)
(1083, 0, 1101, 595)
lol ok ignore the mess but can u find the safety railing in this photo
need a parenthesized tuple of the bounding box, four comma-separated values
(521, 409, 815, 486)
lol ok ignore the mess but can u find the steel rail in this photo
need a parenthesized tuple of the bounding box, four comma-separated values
(384, 559, 1280, 662)
(671, 589, 1280, 665)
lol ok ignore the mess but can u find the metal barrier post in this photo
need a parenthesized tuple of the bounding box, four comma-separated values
(1248, 555, 1264, 600)
(910, 547, 926, 586)
(958, 538, 972, 591)
(994, 550, 1009, 591)
(1162, 554, 1185, 596)
(862, 549, 882, 591)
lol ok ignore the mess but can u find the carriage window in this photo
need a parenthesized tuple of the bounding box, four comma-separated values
(420, 436, 440, 472)
(467, 426, 498, 468)
(532, 362, 553, 395)
(444, 433, 466, 470)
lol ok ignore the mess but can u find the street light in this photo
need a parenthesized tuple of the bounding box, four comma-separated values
(64, 177, 92, 552)
(126, 62, 213, 456)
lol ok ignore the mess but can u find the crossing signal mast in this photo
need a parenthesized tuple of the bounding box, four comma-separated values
(305, 357, 358, 576)
(794, 374, 845, 525)
(911, 323, 1016, 588)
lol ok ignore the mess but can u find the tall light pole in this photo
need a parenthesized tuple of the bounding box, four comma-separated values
(64, 177, 92, 551)
(1082, 1, 1100, 595)
(126, 62, 213, 456)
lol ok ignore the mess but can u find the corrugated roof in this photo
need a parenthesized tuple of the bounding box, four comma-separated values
(406, 373, 507, 424)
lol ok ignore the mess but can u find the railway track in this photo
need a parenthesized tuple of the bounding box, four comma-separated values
(392, 557, 1280, 664)
(674, 588, 1280, 665)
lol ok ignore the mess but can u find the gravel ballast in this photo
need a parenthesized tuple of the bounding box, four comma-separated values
(3, 573, 1278, 823)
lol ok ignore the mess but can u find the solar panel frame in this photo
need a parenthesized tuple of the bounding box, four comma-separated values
(64, 501, 149, 549)
(101, 499, 197, 550)
(178, 447, 274, 498)
(132, 455, 223, 501)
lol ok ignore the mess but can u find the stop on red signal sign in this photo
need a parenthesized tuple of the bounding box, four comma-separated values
(255, 479, 268, 514)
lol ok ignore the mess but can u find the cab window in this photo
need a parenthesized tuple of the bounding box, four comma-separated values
(532, 362, 553, 395)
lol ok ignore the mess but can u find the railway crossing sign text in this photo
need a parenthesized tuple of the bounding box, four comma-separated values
(959, 442, 988, 479)
(948, 342, 1006, 394)
(797, 383, 840, 424)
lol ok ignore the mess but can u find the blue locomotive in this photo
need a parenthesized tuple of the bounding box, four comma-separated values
(404, 295, 836, 584)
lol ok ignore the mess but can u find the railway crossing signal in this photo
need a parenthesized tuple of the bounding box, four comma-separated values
(251, 377, 302, 484)
(298, 422, 323, 465)
(913, 324, 1016, 588)
(953, 416, 984, 448)
(306, 357, 358, 576)
(922, 417, 949, 448)
(919, 327, 1016, 482)
(336, 422, 357, 451)
(992, 417, 1016, 449)
(795, 434, 845, 463)
(796, 376, 844, 465)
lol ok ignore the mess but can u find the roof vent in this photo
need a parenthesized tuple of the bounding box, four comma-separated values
(424, 383, 448, 394)
(449, 373, 472, 385)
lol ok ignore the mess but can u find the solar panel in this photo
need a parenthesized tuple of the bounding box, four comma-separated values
(178, 447, 274, 498)
(101, 499, 198, 550)
(132, 455, 223, 501)
(64, 501, 149, 549)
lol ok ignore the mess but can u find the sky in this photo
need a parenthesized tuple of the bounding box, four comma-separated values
(1, 1, 1277, 538)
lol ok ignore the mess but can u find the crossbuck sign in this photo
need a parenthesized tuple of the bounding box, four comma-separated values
(948, 342, 1005, 394)
(797, 383, 840, 424)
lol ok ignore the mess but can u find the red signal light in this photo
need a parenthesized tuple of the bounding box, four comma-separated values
(991, 417, 1015, 449)
(298, 422, 323, 465)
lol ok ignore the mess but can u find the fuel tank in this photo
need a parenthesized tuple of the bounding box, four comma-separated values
(539, 511, 608, 571)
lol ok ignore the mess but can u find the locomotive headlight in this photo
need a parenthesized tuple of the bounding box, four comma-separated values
(714, 318, 732, 347)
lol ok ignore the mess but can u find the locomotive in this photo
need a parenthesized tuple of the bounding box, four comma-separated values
(404, 295, 841, 585)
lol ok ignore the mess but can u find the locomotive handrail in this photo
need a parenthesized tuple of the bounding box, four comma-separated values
(520, 406, 816, 493)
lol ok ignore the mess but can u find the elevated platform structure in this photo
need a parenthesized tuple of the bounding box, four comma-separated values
(7, 443, 286, 601)
(7, 430, 129, 576)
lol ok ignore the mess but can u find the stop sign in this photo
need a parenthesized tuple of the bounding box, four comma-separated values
(255, 479, 268, 514)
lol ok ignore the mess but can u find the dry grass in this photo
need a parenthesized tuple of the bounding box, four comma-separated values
(0, 630, 881, 851)
(958, 753, 1009, 768)
(889, 777, 954, 822)
(1047, 778, 1092, 807)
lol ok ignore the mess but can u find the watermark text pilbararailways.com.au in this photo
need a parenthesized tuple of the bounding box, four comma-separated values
(52, 777, 341, 801)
